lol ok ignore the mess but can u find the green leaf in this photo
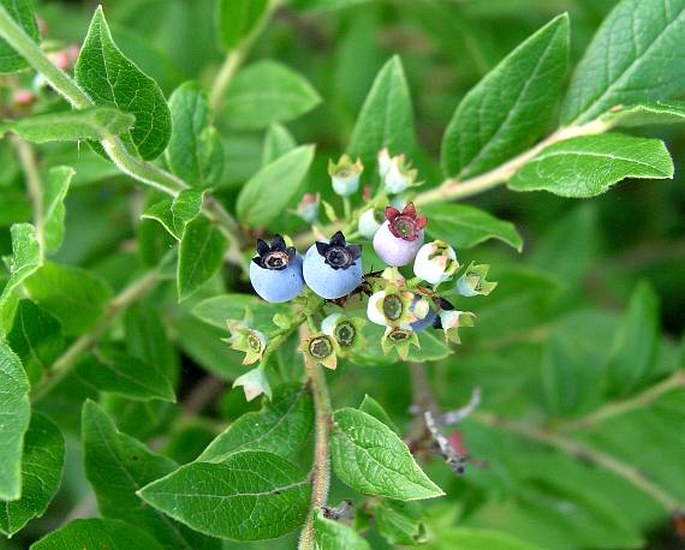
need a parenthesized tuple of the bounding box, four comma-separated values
(562, 0, 685, 124)
(262, 123, 297, 166)
(423, 203, 522, 251)
(359, 394, 399, 435)
(605, 282, 660, 398)
(347, 56, 415, 167)
(372, 499, 428, 546)
(141, 189, 205, 241)
(427, 527, 543, 550)
(330, 408, 444, 500)
(3, 108, 135, 143)
(82, 401, 218, 549)
(236, 144, 315, 227)
(0, 223, 42, 329)
(198, 383, 313, 462)
(42, 166, 74, 253)
(7, 300, 64, 386)
(177, 216, 227, 301)
(76, 346, 175, 402)
(138, 450, 311, 541)
(601, 100, 685, 128)
(166, 82, 224, 188)
(193, 293, 290, 332)
(0, 0, 39, 74)
(216, 0, 268, 50)
(223, 60, 321, 129)
(441, 14, 568, 178)
(24, 261, 113, 336)
(508, 134, 673, 197)
(541, 336, 583, 417)
(31, 518, 165, 550)
(74, 6, 171, 160)
(0, 413, 64, 536)
(313, 508, 370, 549)
(0, 341, 30, 500)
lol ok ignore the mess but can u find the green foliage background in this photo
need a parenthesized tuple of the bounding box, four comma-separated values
(1, 0, 684, 548)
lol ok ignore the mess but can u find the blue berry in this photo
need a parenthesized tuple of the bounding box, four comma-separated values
(249, 235, 304, 303)
(303, 231, 362, 299)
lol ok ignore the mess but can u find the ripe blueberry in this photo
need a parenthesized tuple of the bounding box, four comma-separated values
(303, 231, 362, 299)
(249, 235, 304, 303)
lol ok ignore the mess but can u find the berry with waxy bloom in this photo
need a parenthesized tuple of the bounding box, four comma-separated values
(358, 208, 382, 239)
(328, 154, 363, 197)
(457, 263, 497, 297)
(249, 235, 304, 303)
(303, 231, 362, 299)
(321, 313, 366, 354)
(233, 366, 272, 401)
(413, 240, 459, 286)
(377, 148, 419, 194)
(367, 286, 430, 328)
(435, 308, 476, 344)
(299, 333, 340, 370)
(373, 202, 427, 266)
(223, 311, 267, 365)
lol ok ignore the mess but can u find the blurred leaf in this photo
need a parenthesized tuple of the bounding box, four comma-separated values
(0, 0, 39, 73)
(138, 451, 311, 541)
(423, 203, 522, 251)
(605, 282, 660, 398)
(177, 216, 227, 301)
(541, 336, 582, 417)
(0, 413, 64, 536)
(372, 499, 428, 546)
(236, 144, 315, 227)
(313, 508, 370, 549)
(74, 6, 171, 159)
(331, 408, 444, 500)
(289, 0, 371, 10)
(193, 293, 290, 332)
(425, 526, 542, 550)
(562, 0, 685, 124)
(0, 223, 42, 330)
(602, 100, 685, 128)
(82, 401, 218, 549)
(166, 82, 224, 188)
(223, 60, 321, 129)
(441, 15, 568, 178)
(347, 56, 415, 167)
(0, 341, 30, 500)
(359, 394, 399, 435)
(24, 261, 112, 336)
(508, 134, 673, 197)
(31, 518, 165, 550)
(42, 166, 74, 253)
(76, 345, 175, 402)
(7, 300, 64, 386)
(198, 383, 313, 462)
(2, 108, 135, 143)
(216, 0, 268, 50)
(262, 123, 297, 166)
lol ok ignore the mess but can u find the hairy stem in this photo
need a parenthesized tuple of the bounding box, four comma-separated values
(299, 331, 333, 549)
(559, 370, 685, 431)
(10, 136, 45, 249)
(31, 256, 172, 402)
(0, 5, 244, 257)
(473, 411, 685, 515)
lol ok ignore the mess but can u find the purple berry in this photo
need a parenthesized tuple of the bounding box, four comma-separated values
(373, 202, 427, 266)
(249, 235, 304, 303)
(303, 231, 362, 299)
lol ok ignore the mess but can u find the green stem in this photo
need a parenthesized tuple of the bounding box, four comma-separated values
(10, 135, 45, 250)
(31, 254, 173, 402)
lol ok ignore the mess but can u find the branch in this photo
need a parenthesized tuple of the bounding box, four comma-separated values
(559, 370, 685, 431)
(474, 410, 685, 516)
(30, 254, 173, 402)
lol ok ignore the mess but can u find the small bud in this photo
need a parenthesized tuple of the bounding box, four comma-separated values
(294, 193, 320, 224)
(321, 313, 366, 354)
(299, 333, 340, 370)
(12, 89, 35, 108)
(436, 310, 475, 344)
(233, 366, 272, 401)
(224, 311, 268, 365)
(377, 148, 419, 194)
(456, 263, 497, 297)
(328, 154, 363, 197)
(357, 208, 381, 239)
(381, 326, 420, 360)
(413, 240, 459, 286)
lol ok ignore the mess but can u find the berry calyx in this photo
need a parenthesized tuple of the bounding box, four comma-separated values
(253, 234, 296, 270)
(385, 202, 427, 241)
(315, 231, 361, 270)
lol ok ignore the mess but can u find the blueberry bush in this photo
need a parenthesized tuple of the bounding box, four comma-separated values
(1, 0, 685, 548)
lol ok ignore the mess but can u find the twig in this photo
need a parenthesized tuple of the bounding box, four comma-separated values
(441, 386, 481, 425)
(183, 375, 226, 415)
(473, 411, 685, 516)
(424, 410, 467, 475)
(559, 370, 685, 431)
(10, 136, 45, 249)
